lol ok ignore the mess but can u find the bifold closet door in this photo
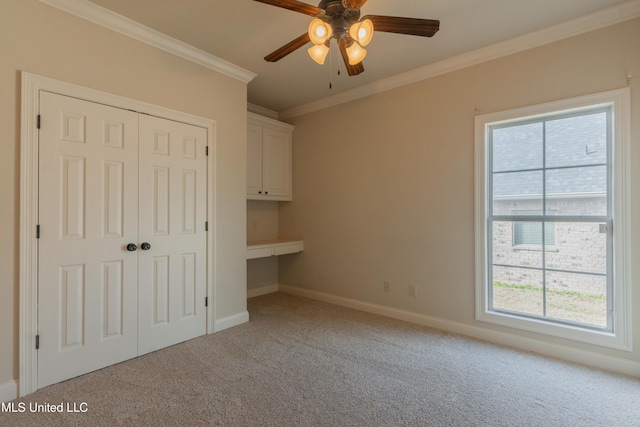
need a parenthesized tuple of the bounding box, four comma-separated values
(137, 114, 207, 355)
(38, 91, 140, 388)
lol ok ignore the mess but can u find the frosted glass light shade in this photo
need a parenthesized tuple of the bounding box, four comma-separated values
(346, 42, 367, 65)
(308, 43, 330, 64)
(308, 19, 332, 45)
(349, 19, 374, 46)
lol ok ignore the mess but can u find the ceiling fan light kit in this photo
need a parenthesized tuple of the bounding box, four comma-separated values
(309, 18, 332, 44)
(255, 0, 440, 76)
(345, 39, 367, 65)
(308, 42, 330, 64)
(349, 18, 373, 46)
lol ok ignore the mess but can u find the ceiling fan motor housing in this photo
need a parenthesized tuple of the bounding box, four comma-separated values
(318, 0, 361, 40)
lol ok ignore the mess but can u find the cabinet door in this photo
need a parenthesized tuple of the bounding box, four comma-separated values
(247, 123, 263, 196)
(262, 127, 292, 199)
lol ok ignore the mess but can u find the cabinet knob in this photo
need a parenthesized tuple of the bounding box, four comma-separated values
(126, 243, 137, 252)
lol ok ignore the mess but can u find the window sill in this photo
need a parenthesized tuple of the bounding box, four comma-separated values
(476, 308, 631, 351)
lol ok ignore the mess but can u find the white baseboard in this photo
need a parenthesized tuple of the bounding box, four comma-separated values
(247, 284, 279, 299)
(213, 310, 249, 332)
(278, 285, 640, 378)
(0, 380, 17, 403)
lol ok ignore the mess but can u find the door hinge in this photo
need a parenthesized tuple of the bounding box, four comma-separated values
(37, 114, 41, 129)
(205, 297, 208, 307)
(205, 221, 208, 232)
(206, 146, 209, 156)
(36, 225, 40, 239)
(35, 335, 40, 350)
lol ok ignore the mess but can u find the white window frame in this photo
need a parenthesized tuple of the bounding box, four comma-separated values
(474, 89, 631, 350)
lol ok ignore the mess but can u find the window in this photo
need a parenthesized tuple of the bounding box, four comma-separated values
(513, 212, 555, 247)
(474, 89, 631, 350)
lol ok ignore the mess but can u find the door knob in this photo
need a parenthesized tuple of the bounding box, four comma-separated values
(141, 242, 151, 251)
(126, 243, 138, 252)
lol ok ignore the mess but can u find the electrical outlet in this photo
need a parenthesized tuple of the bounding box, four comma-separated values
(383, 281, 390, 292)
(409, 284, 418, 297)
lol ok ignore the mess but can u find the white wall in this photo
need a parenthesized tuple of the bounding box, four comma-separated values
(279, 19, 640, 368)
(0, 0, 248, 391)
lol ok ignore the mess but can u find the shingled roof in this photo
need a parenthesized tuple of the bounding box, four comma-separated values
(491, 111, 607, 197)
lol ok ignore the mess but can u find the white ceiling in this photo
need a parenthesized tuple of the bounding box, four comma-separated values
(86, 0, 631, 113)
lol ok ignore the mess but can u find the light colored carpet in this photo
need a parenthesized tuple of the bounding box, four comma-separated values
(2, 293, 639, 426)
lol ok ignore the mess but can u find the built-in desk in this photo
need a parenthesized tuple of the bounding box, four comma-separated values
(247, 240, 304, 260)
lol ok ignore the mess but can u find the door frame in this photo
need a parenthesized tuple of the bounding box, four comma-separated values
(19, 72, 217, 397)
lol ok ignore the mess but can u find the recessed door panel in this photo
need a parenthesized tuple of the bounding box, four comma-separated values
(153, 166, 170, 236)
(182, 169, 196, 234)
(102, 260, 123, 338)
(60, 264, 85, 349)
(103, 120, 125, 149)
(182, 253, 196, 317)
(103, 161, 124, 238)
(61, 156, 86, 240)
(153, 256, 170, 325)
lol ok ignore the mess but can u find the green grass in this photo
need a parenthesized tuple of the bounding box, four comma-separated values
(493, 281, 605, 301)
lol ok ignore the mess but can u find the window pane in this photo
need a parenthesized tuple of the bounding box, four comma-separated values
(492, 221, 542, 268)
(546, 271, 607, 327)
(493, 171, 542, 215)
(545, 222, 606, 274)
(492, 122, 543, 172)
(545, 112, 607, 168)
(513, 221, 555, 246)
(545, 165, 607, 216)
(492, 266, 543, 316)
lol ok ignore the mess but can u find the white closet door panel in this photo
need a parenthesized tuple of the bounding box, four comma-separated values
(38, 91, 139, 388)
(138, 114, 207, 355)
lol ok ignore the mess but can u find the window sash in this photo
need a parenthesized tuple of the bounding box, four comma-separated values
(486, 107, 613, 332)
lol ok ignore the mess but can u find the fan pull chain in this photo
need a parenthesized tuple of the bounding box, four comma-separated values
(328, 40, 333, 89)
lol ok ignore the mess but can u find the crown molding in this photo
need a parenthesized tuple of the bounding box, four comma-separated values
(279, 0, 640, 119)
(38, 0, 257, 84)
(248, 103, 279, 120)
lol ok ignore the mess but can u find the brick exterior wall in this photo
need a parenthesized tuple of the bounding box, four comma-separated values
(492, 195, 606, 296)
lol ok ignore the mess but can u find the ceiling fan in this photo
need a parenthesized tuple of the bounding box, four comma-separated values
(253, 0, 440, 76)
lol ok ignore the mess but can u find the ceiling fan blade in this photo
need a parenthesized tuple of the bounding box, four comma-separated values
(338, 38, 365, 76)
(253, 0, 322, 16)
(265, 33, 311, 62)
(362, 15, 440, 37)
(342, 0, 368, 9)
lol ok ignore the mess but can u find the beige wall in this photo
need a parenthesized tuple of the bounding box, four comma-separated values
(279, 19, 640, 363)
(0, 1, 249, 387)
(247, 201, 279, 291)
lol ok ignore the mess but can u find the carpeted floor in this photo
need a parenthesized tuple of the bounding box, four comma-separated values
(2, 292, 639, 426)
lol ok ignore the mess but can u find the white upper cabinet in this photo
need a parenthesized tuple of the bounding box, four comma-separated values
(247, 112, 294, 201)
